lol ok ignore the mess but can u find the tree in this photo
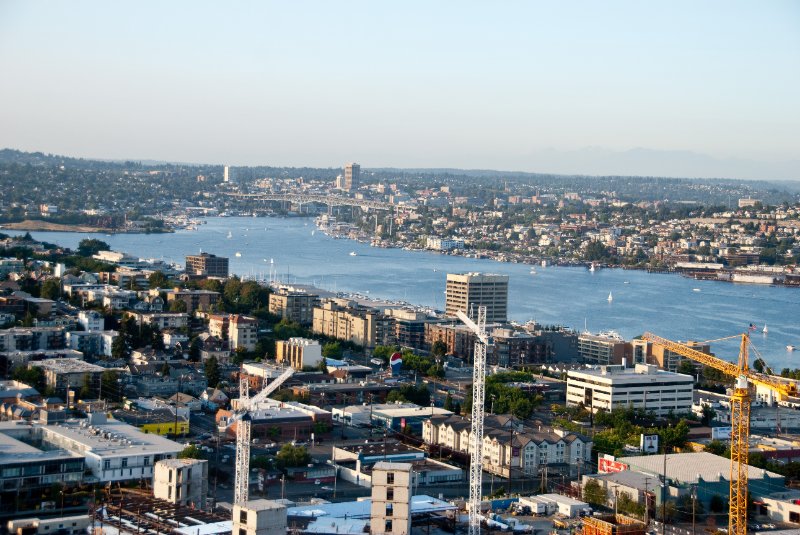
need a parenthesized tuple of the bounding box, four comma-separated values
(148, 271, 169, 289)
(431, 340, 447, 358)
(444, 392, 454, 411)
(79, 374, 93, 399)
(150, 325, 165, 351)
(169, 299, 188, 313)
(322, 342, 343, 360)
(205, 356, 220, 388)
(13, 366, 45, 391)
(583, 479, 607, 506)
(77, 238, 110, 257)
(188, 337, 201, 362)
(275, 444, 311, 469)
(40, 278, 61, 300)
(704, 439, 728, 457)
(101, 370, 122, 402)
(178, 445, 204, 459)
(111, 333, 130, 360)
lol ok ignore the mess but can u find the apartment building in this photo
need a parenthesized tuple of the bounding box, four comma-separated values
(268, 288, 317, 325)
(445, 272, 509, 323)
(312, 299, 394, 348)
(275, 337, 323, 370)
(185, 252, 229, 278)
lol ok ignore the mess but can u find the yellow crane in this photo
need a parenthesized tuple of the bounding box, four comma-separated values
(642, 332, 797, 535)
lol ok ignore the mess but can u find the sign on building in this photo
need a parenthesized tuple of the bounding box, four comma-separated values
(598, 456, 628, 474)
(711, 427, 732, 440)
(640, 434, 659, 453)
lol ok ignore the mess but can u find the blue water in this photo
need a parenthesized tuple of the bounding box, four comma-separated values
(10, 217, 800, 369)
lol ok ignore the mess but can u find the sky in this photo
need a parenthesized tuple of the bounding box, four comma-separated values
(1, 1, 799, 179)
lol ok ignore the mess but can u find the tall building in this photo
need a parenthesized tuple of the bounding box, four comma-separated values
(445, 272, 509, 323)
(223, 165, 230, 182)
(370, 462, 412, 535)
(268, 288, 318, 325)
(185, 252, 229, 278)
(276, 337, 323, 370)
(344, 162, 360, 191)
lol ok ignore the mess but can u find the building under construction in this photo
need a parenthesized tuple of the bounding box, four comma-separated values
(582, 514, 646, 535)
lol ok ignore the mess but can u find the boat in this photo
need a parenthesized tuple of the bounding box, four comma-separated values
(589, 263, 596, 272)
(607, 291, 613, 303)
(349, 251, 357, 256)
(623, 281, 630, 284)
(227, 231, 232, 239)
(693, 288, 701, 292)
(235, 252, 242, 257)
(763, 324, 768, 334)
(541, 260, 547, 267)
(788, 345, 796, 352)
(530, 267, 537, 275)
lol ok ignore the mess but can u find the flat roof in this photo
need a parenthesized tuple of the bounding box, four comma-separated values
(0, 422, 84, 463)
(618, 452, 782, 483)
(31, 358, 106, 373)
(288, 494, 457, 520)
(538, 494, 590, 507)
(373, 406, 453, 419)
(39, 418, 183, 458)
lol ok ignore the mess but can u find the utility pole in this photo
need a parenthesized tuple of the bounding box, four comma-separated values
(691, 484, 697, 535)
(643, 476, 652, 528)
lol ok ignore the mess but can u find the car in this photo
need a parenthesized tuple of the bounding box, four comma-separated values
(314, 479, 321, 485)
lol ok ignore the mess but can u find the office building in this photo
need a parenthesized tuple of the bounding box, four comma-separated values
(343, 162, 360, 192)
(370, 462, 412, 535)
(276, 337, 323, 370)
(445, 272, 509, 323)
(566, 364, 694, 416)
(185, 252, 229, 278)
(153, 458, 208, 509)
(577, 331, 630, 365)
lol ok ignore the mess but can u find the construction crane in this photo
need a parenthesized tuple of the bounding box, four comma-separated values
(642, 332, 796, 535)
(456, 307, 491, 535)
(234, 366, 296, 505)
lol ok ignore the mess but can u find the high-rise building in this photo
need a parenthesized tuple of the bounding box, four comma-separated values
(344, 163, 360, 191)
(185, 252, 229, 278)
(223, 165, 230, 182)
(445, 272, 509, 323)
(370, 462, 412, 535)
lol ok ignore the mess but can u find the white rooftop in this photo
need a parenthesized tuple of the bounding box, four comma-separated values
(37, 418, 182, 458)
(287, 494, 456, 520)
(618, 452, 782, 484)
(31, 358, 106, 374)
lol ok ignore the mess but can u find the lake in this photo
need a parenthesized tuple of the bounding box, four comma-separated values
(10, 216, 800, 369)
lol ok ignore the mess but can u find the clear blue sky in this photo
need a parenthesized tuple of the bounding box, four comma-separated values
(1, 1, 798, 179)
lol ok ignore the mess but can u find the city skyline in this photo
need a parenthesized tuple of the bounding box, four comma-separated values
(0, 1, 798, 180)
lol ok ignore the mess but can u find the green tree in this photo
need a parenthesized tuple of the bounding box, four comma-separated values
(444, 392, 454, 411)
(583, 479, 607, 506)
(79, 374, 93, 399)
(111, 333, 130, 360)
(101, 370, 122, 402)
(150, 325, 165, 351)
(40, 278, 61, 300)
(275, 444, 311, 469)
(205, 356, 220, 388)
(431, 340, 447, 358)
(178, 445, 204, 459)
(169, 299, 188, 313)
(704, 439, 728, 456)
(322, 342, 343, 360)
(77, 238, 110, 257)
(188, 337, 201, 362)
(13, 365, 45, 391)
(148, 271, 169, 289)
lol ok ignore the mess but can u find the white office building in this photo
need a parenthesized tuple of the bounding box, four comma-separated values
(566, 364, 693, 416)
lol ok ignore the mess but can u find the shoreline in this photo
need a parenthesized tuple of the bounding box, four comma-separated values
(0, 220, 173, 234)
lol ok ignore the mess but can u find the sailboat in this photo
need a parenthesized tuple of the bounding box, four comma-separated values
(763, 324, 768, 334)
(607, 291, 613, 303)
(589, 263, 596, 272)
(227, 231, 232, 239)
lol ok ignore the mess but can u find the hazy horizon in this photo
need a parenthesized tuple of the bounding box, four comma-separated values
(1, 1, 798, 180)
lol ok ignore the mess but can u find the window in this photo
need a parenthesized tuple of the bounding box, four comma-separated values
(240, 510, 248, 523)
(144, 457, 150, 466)
(103, 460, 111, 470)
(387, 488, 394, 501)
(385, 520, 393, 532)
(386, 504, 393, 516)
(387, 472, 394, 484)
(121, 458, 128, 468)
(169, 470, 173, 483)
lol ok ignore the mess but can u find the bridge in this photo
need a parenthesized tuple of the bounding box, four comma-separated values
(224, 192, 411, 211)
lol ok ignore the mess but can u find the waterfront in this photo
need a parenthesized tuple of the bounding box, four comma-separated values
(12, 216, 800, 369)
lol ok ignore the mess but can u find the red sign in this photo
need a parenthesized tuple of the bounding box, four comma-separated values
(599, 457, 628, 474)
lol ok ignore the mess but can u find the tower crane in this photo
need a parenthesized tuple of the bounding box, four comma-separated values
(456, 307, 492, 535)
(642, 332, 797, 535)
(234, 366, 296, 505)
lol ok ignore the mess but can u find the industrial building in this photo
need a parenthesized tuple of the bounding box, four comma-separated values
(445, 272, 509, 323)
(566, 363, 694, 416)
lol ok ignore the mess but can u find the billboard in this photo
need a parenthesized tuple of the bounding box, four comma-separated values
(599, 456, 628, 474)
(640, 434, 659, 454)
(390, 352, 403, 376)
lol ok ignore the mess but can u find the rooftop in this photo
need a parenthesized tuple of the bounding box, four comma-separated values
(287, 494, 456, 520)
(618, 452, 783, 484)
(157, 457, 207, 469)
(30, 358, 106, 374)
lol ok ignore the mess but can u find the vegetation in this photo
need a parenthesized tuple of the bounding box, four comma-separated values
(275, 444, 311, 469)
(464, 371, 542, 419)
(591, 408, 690, 458)
(177, 445, 204, 459)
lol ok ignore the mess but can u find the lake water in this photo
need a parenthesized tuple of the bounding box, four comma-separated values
(11, 216, 800, 369)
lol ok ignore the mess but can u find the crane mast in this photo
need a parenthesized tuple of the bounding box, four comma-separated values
(642, 332, 791, 535)
(457, 307, 490, 535)
(234, 365, 296, 505)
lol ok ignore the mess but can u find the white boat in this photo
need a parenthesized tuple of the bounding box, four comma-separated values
(235, 252, 242, 257)
(349, 251, 357, 256)
(763, 324, 768, 334)
(530, 267, 537, 275)
(589, 263, 596, 272)
(607, 291, 613, 303)
(693, 288, 701, 292)
(623, 281, 630, 284)
(788, 345, 796, 352)
(227, 231, 232, 239)
(541, 260, 547, 267)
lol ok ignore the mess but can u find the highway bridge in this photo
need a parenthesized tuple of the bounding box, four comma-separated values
(224, 192, 412, 211)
